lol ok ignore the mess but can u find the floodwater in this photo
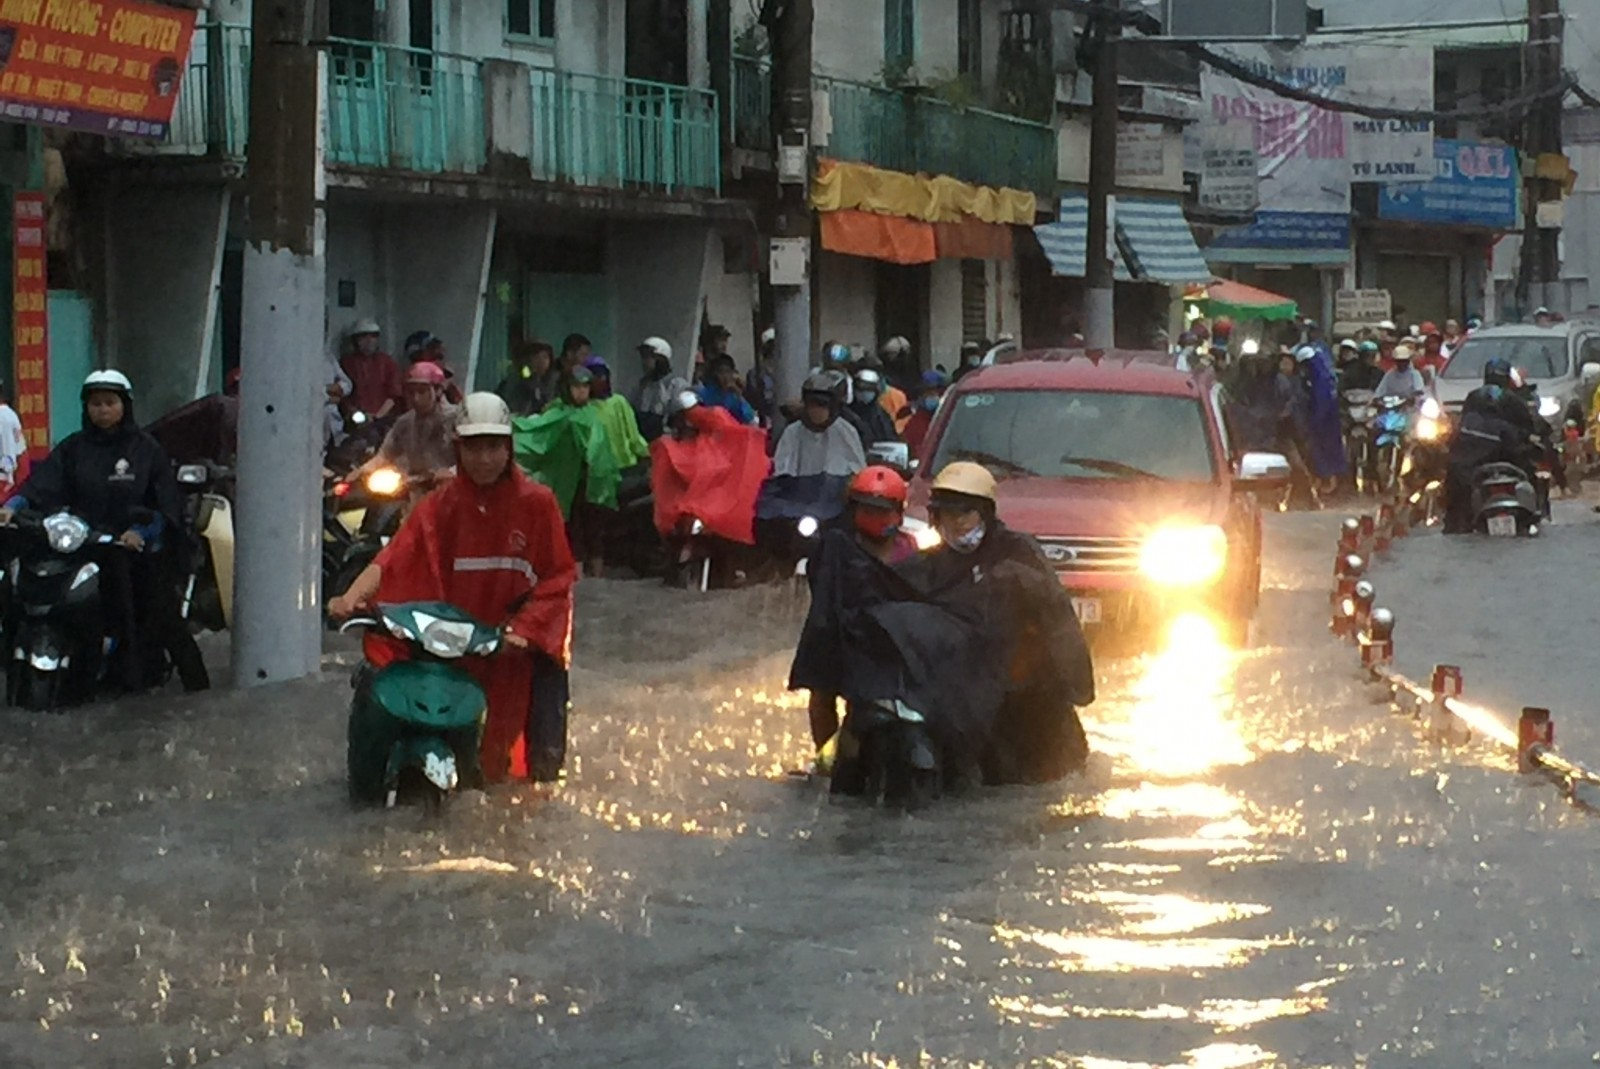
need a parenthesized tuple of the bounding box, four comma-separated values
(2, 512, 1597, 1068)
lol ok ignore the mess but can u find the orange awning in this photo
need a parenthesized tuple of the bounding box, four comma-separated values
(820, 209, 937, 264)
(934, 220, 1014, 261)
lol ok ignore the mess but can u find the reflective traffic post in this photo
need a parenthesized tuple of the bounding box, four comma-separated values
(1429, 664, 1464, 743)
(1518, 708, 1555, 773)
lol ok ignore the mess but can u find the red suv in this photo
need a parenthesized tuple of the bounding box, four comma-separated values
(909, 353, 1284, 644)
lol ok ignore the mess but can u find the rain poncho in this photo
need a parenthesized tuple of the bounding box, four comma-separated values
(1302, 355, 1348, 479)
(512, 402, 622, 518)
(650, 406, 770, 544)
(772, 417, 865, 478)
(592, 394, 651, 470)
(370, 467, 577, 781)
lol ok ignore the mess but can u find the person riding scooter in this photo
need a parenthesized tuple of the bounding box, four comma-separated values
(790, 465, 921, 754)
(353, 361, 458, 487)
(848, 368, 901, 451)
(1442, 358, 1541, 534)
(755, 372, 866, 562)
(0, 370, 209, 694)
(906, 462, 1095, 784)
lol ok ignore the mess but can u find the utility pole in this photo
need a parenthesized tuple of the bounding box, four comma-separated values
(763, 0, 814, 405)
(1516, 0, 1563, 315)
(233, 0, 327, 688)
(1084, 3, 1120, 352)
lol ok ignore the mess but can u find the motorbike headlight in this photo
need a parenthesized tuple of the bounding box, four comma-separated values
(43, 513, 91, 554)
(1140, 525, 1228, 587)
(1420, 398, 1442, 420)
(911, 524, 943, 550)
(365, 467, 405, 496)
(1415, 417, 1444, 442)
(70, 563, 99, 591)
(1539, 396, 1562, 418)
(797, 515, 820, 538)
(689, 518, 706, 536)
(421, 619, 476, 659)
(1355, 407, 1374, 421)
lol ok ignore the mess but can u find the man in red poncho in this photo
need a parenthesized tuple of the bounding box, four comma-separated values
(329, 393, 578, 784)
(651, 391, 770, 545)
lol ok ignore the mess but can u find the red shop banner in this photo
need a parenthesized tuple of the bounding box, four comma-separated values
(13, 191, 49, 459)
(0, 0, 197, 139)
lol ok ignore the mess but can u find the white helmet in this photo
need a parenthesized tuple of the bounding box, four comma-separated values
(455, 392, 513, 438)
(350, 318, 381, 337)
(760, 326, 776, 346)
(882, 335, 911, 356)
(638, 336, 672, 361)
(82, 369, 133, 396)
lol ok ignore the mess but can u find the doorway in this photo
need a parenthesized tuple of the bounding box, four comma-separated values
(626, 0, 689, 85)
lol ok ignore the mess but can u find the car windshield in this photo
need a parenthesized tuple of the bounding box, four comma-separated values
(930, 389, 1216, 482)
(1443, 334, 1569, 380)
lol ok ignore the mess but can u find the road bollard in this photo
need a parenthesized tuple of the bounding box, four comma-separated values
(1330, 554, 1367, 633)
(1429, 664, 1464, 743)
(1359, 606, 1395, 677)
(1518, 708, 1555, 773)
(1339, 517, 1362, 553)
(1351, 580, 1375, 635)
(1358, 514, 1376, 550)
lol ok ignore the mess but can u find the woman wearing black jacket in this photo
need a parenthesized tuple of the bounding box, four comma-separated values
(0, 370, 209, 693)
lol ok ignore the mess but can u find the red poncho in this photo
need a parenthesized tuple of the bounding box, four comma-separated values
(650, 406, 771, 545)
(371, 466, 577, 781)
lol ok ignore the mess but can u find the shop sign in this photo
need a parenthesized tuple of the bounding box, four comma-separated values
(0, 0, 198, 139)
(12, 191, 49, 457)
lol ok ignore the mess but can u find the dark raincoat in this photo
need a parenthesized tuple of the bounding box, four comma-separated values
(1303, 354, 1348, 479)
(788, 529, 1004, 763)
(846, 399, 900, 451)
(901, 522, 1095, 783)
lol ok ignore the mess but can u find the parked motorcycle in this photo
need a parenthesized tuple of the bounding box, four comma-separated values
(829, 698, 942, 809)
(342, 601, 499, 811)
(2, 510, 134, 709)
(175, 462, 234, 633)
(1471, 461, 1541, 537)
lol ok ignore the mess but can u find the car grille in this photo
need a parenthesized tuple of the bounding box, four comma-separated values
(1036, 536, 1143, 574)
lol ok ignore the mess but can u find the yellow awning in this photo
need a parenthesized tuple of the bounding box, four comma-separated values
(810, 159, 1037, 226)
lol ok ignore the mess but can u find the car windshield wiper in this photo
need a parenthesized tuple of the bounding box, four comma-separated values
(1059, 456, 1169, 480)
(950, 449, 1039, 478)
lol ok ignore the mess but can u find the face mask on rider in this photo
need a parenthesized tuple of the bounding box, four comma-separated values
(945, 522, 985, 553)
(920, 395, 940, 412)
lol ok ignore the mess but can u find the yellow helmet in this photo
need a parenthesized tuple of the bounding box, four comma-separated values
(930, 461, 997, 503)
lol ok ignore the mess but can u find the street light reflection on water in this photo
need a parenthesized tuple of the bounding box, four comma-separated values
(995, 614, 1324, 1066)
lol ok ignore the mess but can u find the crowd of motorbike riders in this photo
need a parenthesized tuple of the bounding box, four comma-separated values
(0, 309, 1571, 806)
(1179, 313, 1577, 534)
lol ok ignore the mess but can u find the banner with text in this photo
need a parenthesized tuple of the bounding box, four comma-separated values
(0, 0, 197, 139)
(1379, 138, 1519, 230)
(12, 192, 49, 458)
(1201, 41, 1435, 223)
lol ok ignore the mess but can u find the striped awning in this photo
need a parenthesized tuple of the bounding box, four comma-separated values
(1115, 197, 1212, 284)
(1033, 193, 1133, 281)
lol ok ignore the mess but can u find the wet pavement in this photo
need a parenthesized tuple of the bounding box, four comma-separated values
(2, 509, 1599, 1068)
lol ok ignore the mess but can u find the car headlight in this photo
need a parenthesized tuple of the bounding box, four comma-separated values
(1140, 525, 1228, 587)
(365, 467, 405, 496)
(1539, 396, 1562, 418)
(43, 513, 91, 554)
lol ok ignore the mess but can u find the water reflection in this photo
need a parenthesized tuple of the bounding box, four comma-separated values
(993, 614, 1324, 1065)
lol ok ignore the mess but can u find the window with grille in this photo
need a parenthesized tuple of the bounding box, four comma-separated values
(508, 0, 556, 40)
(961, 260, 988, 344)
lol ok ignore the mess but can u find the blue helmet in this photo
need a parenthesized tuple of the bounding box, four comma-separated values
(1483, 357, 1513, 389)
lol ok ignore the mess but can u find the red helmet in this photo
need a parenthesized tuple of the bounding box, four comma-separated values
(1212, 316, 1234, 337)
(849, 465, 909, 510)
(1420, 321, 1441, 338)
(406, 361, 446, 386)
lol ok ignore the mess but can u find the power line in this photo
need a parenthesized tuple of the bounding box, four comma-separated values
(1175, 40, 1575, 123)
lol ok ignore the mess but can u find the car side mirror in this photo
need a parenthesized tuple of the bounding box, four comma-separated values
(866, 441, 912, 476)
(1582, 361, 1600, 386)
(1236, 451, 1292, 487)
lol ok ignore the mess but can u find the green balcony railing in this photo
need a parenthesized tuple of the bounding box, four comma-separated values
(325, 39, 487, 174)
(816, 75, 1055, 196)
(163, 22, 251, 156)
(732, 55, 771, 152)
(529, 69, 721, 194)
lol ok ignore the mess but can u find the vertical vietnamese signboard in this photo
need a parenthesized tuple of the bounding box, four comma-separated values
(13, 192, 48, 458)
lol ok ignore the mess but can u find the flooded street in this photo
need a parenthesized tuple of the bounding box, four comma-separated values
(3, 510, 1599, 1068)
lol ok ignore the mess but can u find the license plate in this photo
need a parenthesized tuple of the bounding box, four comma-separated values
(1487, 514, 1517, 538)
(1072, 597, 1102, 624)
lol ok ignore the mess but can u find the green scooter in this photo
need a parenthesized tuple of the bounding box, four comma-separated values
(342, 602, 500, 811)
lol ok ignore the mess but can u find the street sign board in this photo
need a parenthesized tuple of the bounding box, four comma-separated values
(1198, 123, 1260, 215)
(1336, 289, 1392, 326)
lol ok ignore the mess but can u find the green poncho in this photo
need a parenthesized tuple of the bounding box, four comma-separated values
(512, 402, 621, 518)
(593, 394, 651, 470)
